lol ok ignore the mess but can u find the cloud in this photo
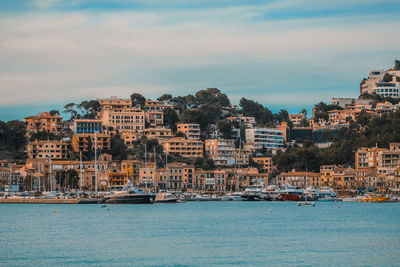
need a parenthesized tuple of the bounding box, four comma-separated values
(0, 1, 399, 116)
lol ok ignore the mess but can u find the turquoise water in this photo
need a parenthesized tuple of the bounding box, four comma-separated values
(1, 202, 400, 266)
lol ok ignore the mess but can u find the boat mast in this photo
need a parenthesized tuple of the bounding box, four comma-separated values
(48, 147, 52, 192)
(80, 151, 83, 190)
(144, 144, 147, 192)
(38, 161, 41, 192)
(153, 147, 157, 193)
(237, 138, 241, 192)
(165, 150, 168, 191)
(95, 131, 98, 195)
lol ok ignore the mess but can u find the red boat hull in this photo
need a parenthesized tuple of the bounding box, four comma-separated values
(280, 194, 301, 201)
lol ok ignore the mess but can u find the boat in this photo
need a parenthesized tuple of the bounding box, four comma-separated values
(360, 194, 391, 203)
(102, 184, 155, 204)
(194, 194, 222, 201)
(241, 185, 263, 201)
(155, 191, 178, 203)
(221, 192, 242, 201)
(317, 187, 337, 201)
(262, 185, 281, 201)
(342, 196, 361, 202)
(280, 184, 304, 201)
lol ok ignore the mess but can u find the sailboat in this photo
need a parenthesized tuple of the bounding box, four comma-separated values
(102, 144, 155, 204)
(297, 172, 315, 207)
(155, 150, 178, 203)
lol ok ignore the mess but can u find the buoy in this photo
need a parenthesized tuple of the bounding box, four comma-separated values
(269, 209, 272, 213)
(53, 210, 56, 213)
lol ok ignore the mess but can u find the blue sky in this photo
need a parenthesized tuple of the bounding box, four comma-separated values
(0, 0, 400, 121)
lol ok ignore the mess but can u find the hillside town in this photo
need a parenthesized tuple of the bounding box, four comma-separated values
(1, 61, 400, 201)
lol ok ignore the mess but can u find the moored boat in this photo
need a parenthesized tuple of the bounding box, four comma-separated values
(280, 184, 304, 201)
(102, 185, 155, 204)
(155, 191, 178, 203)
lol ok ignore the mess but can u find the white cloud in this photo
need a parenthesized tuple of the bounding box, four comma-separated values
(0, 5, 399, 108)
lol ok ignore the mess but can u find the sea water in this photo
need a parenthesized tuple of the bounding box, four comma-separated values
(0, 202, 399, 266)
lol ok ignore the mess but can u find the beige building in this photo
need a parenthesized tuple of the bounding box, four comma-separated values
(27, 140, 69, 160)
(25, 112, 63, 136)
(205, 139, 235, 166)
(177, 123, 201, 140)
(100, 107, 145, 133)
(161, 137, 203, 158)
(97, 97, 131, 110)
(140, 128, 174, 141)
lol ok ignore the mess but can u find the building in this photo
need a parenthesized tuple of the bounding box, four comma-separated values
(360, 70, 385, 95)
(205, 139, 235, 166)
(71, 119, 102, 134)
(355, 144, 400, 189)
(252, 157, 273, 172)
(27, 140, 69, 160)
(331, 98, 372, 108)
(245, 128, 284, 149)
(226, 115, 256, 128)
(275, 171, 320, 187)
(289, 113, 306, 126)
(140, 128, 174, 141)
(25, 112, 63, 136)
(144, 99, 172, 112)
(108, 171, 128, 188)
(121, 160, 140, 185)
(177, 123, 201, 140)
(97, 97, 131, 110)
(160, 137, 203, 158)
(120, 132, 140, 149)
(99, 107, 145, 133)
(145, 111, 163, 127)
(234, 148, 250, 166)
(371, 75, 400, 98)
(72, 133, 111, 152)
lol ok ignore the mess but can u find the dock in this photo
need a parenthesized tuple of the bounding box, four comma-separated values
(0, 198, 78, 204)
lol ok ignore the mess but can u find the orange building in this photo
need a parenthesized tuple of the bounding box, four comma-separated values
(72, 133, 111, 152)
(25, 112, 63, 136)
(177, 124, 201, 140)
(108, 171, 128, 188)
(160, 137, 203, 158)
(252, 157, 273, 172)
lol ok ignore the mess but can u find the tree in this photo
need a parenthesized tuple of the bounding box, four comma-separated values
(180, 109, 208, 131)
(49, 110, 60, 116)
(239, 98, 273, 125)
(157, 94, 172, 101)
(110, 134, 127, 161)
(0, 120, 27, 159)
(301, 109, 307, 116)
(217, 119, 233, 139)
(30, 131, 61, 141)
(395, 60, 400, 70)
(163, 107, 179, 129)
(356, 110, 371, 128)
(63, 103, 78, 119)
(130, 93, 146, 107)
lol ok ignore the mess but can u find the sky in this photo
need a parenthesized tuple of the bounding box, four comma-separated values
(0, 0, 400, 121)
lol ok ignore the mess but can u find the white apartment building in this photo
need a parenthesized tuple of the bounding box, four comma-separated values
(245, 128, 284, 149)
